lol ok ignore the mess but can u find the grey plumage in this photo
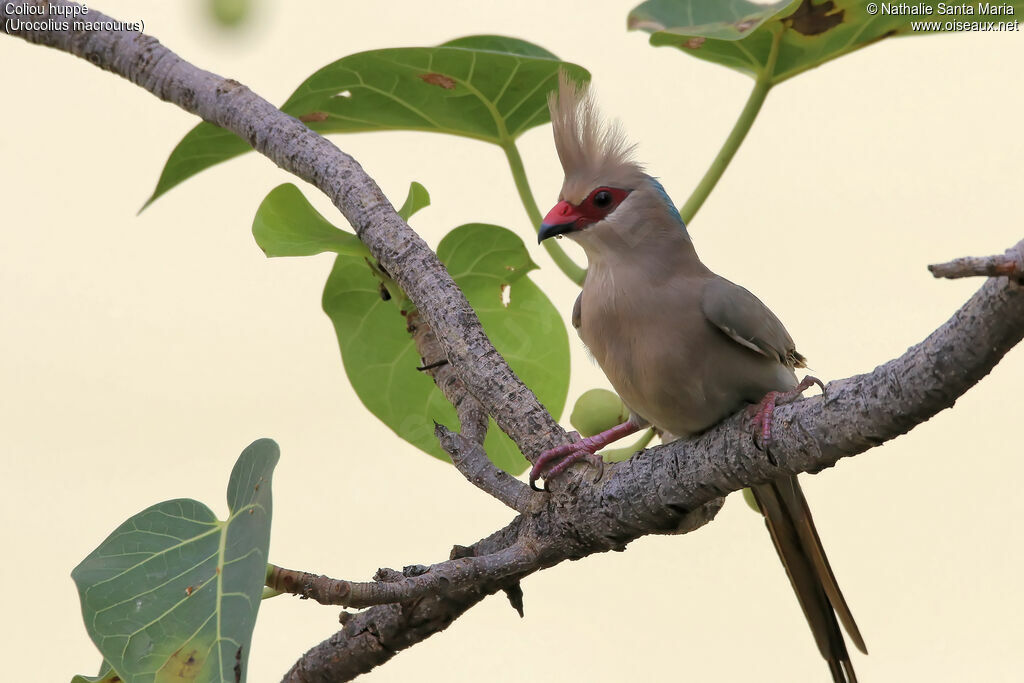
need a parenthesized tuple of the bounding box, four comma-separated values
(539, 74, 865, 681)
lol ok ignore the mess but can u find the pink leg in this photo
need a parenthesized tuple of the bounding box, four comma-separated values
(749, 376, 825, 452)
(529, 420, 640, 490)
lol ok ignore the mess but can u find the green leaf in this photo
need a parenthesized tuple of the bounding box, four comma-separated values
(144, 37, 588, 207)
(72, 440, 278, 683)
(71, 673, 121, 683)
(252, 181, 429, 258)
(252, 184, 368, 258)
(628, 0, 1024, 83)
(322, 224, 568, 475)
(208, 0, 250, 27)
(397, 181, 431, 221)
(71, 661, 122, 683)
(440, 34, 559, 59)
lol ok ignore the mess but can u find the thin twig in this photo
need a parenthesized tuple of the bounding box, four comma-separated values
(435, 426, 534, 512)
(407, 311, 534, 509)
(267, 545, 537, 609)
(928, 245, 1024, 282)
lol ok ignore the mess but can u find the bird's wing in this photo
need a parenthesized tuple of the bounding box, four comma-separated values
(700, 277, 806, 368)
(571, 291, 582, 330)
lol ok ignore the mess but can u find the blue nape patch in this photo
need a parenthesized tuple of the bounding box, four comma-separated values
(648, 177, 686, 231)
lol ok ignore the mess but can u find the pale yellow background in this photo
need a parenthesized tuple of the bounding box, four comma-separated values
(2, 1, 1022, 681)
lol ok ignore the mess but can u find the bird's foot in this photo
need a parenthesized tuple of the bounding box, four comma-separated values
(530, 420, 641, 490)
(748, 376, 825, 455)
(529, 434, 605, 491)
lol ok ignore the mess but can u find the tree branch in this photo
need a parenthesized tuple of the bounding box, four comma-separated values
(267, 543, 538, 609)
(435, 425, 535, 512)
(286, 242, 1024, 680)
(1, 0, 565, 463)
(929, 246, 1024, 282)
(408, 311, 534, 512)
(6, 6, 1024, 682)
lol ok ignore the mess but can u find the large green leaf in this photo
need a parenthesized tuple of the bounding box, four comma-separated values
(322, 223, 569, 475)
(145, 36, 588, 207)
(72, 440, 278, 683)
(628, 0, 1024, 83)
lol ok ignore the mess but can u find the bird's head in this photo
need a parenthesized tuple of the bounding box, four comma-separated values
(538, 73, 689, 255)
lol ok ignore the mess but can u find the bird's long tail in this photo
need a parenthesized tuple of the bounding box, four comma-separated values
(751, 476, 867, 683)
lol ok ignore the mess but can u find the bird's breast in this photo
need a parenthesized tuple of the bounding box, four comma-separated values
(577, 268, 792, 436)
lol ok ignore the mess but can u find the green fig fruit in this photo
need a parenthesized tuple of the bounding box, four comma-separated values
(570, 388, 629, 438)
(741, 487, 761, 514)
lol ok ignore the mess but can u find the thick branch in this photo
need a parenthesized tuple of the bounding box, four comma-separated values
(1, 0, 564, 463)
(606, 245, 1024, 522)
(288, 252, 1024, 680)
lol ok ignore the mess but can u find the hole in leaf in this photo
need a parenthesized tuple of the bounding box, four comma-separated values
(500, 283, 511, 308)
(337, 90, 352, 98)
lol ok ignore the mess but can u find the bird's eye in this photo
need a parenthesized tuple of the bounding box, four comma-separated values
(593, 190, 613, 208)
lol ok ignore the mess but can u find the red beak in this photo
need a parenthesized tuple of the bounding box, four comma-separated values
(538, 201, 582, 242)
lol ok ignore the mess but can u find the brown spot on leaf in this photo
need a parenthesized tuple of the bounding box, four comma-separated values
(784, 0, 844, 36)
(299, 111, 329, 123)
(684, 36, 706, 49)
(419, 73, 456, 90)
(185, 585, 194, 596)
(167, 647, 203, 679)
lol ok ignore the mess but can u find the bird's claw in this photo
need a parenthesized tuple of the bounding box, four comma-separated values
(748, 375, 824, 457)
(529, 438, 604, 491)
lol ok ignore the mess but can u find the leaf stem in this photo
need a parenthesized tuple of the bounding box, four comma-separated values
(502, 141, 587, 285)
(678, 28, 783, 225)
(601, 427, 656, 464)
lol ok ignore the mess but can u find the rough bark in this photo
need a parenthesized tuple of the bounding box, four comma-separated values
(929, 248, 1024, 282)
(4, 4, 1023, 682)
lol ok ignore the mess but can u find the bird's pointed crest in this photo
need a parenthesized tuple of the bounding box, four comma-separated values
(548, 72, 644, 200)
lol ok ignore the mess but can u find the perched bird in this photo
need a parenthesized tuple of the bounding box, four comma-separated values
(532, 75, 866, 682)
